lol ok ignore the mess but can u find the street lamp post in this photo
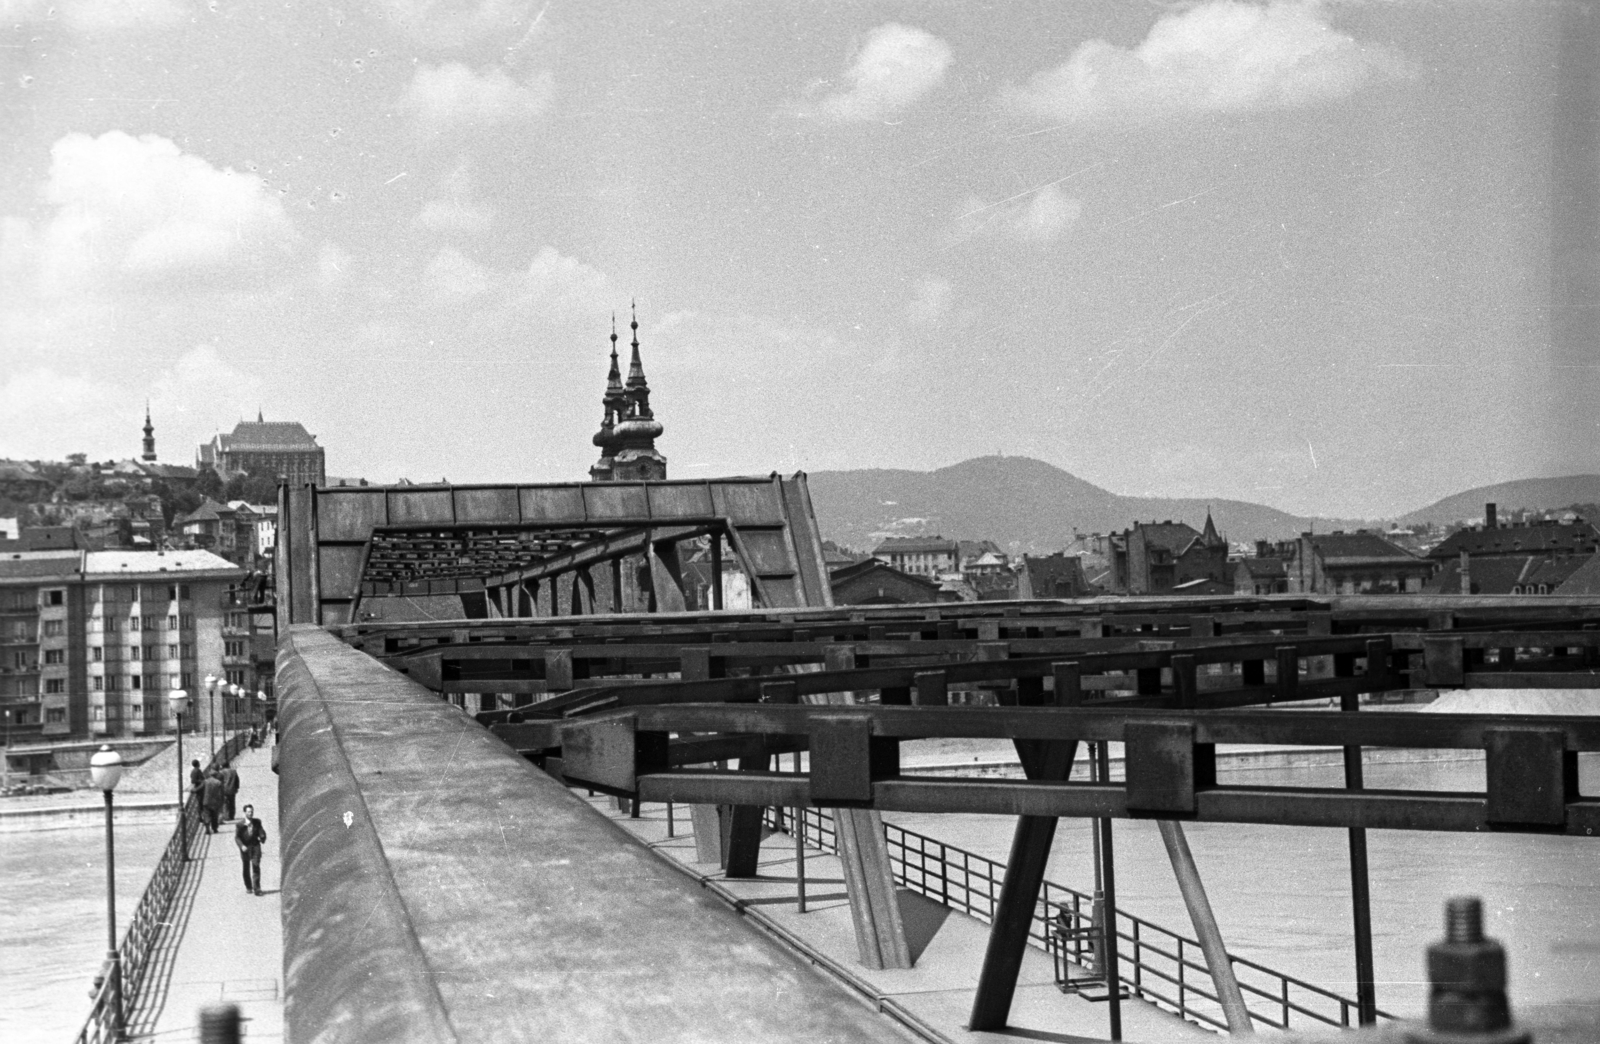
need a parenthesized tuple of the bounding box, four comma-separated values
(89, 745, 125, 1040)
(229, 683, 243, 746)
(256, 689, 268, 734)
(204, 674, 217, 759)
(168, 689, 190, 862)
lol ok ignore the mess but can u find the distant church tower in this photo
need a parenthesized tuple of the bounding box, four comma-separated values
(590, 305, 666, 482)
(141, 404, 157, 462)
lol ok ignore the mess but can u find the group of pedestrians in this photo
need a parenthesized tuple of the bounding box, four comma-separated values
(187, 755, 268, 896)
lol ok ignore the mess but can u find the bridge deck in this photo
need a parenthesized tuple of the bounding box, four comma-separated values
(276, 625, 921, 1043)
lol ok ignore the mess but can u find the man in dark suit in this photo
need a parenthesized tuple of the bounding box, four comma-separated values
(235, 803, 267, 895)
(219, 762, 240, 821)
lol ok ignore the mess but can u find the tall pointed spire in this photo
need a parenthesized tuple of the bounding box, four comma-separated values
(141, 402, 157, 462)
(625, 300, 647, 390)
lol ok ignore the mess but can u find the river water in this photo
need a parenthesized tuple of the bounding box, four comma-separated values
(0, 820, 176, 1044)
(4, 760, 1596, 1041)
(887, 755, 1600, 1022)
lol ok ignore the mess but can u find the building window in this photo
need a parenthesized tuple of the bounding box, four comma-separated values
(181, 672, 194, 689)
(130, 646, 141, 661)
(180, 614, 192, 630)
(42, 619, 63, 637)
(91, 706, 104, 721)
(45, 678, 64, 694)
(92, 646, 102, 661)
(180, 584, 190, 599)
(225, 640, 244, 657)
(167, 585, 178, 600)
(107, 676, 120, 692)
(131, 702, 143, 718)
(130, 615, 141, 631)
(170, 673, 181, 689)
(46, 708, 65, 724)
(44, 649, 63, 665)
(145, 645, 157, 661)
(169, 614, 178, 630)
(169, 644, 178, 658)
(225, 668, 245, 686)
(46, 589, 64, 606)
(131, 675, 142, 690)
(93, 676, 104, 691)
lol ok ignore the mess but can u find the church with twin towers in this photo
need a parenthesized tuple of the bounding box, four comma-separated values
(589, 305, 667, 483)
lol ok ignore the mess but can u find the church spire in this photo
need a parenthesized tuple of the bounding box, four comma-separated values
(141, 402, 157, 462)
(592, 304, 666, 482)
(1201, 507, 1223, 547)
(625, 300, 648, 391)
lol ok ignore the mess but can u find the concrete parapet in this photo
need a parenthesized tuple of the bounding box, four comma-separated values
(276, 625, 918, 1044)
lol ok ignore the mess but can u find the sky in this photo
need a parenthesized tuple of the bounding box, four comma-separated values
(2, 0, 1596, 519)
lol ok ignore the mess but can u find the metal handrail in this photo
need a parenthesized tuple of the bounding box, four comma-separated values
(774, 807, 1395, 1035)
(72, 732, 251, 1044)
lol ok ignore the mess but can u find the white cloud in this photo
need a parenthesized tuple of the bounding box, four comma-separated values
(416, 199, 494, 234)
(23, 131, 295, 295)
(419, 244, 609, 323)
(317, 240, 351, 292)
(1011, 185, 1081, 243)
(401, 63, 552, 133)
(1003, 0, 1414, 123)
(906, 277, 953, 325)
(0, 346, 260, 461)
(813, 23, 952, 123)
(422, 247, 494, 299)
(374, 0, 529, 49)
(4, 0, 183, 32)
(951, 185, 1082, 246)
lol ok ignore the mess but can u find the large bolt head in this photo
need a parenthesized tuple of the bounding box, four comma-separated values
(1427, 941, 1507, 991)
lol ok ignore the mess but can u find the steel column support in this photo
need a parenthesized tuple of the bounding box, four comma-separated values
(1343, 690, 1377, 1025)
(710, 533, 724, 610)
(1098, 741, 1123, 1042)
(968, 739, 1080, 1031)
(1157, 820, 1253, 1034)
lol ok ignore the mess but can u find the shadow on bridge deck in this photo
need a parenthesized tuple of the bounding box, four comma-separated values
(586, 796, 1212, 1044)
(276, 625, 923, 1043)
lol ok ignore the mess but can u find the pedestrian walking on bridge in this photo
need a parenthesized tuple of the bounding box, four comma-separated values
(201, 769, 224, 833)
(189, 758, 203, 793)
(219, 762, 240, 821)
(235, 803, 267, 895)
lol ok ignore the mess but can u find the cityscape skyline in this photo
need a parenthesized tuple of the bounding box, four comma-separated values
(3, 1, 1596, 519)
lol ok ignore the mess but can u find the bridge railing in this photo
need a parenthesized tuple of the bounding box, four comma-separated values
(773, 806, 1394, 1035)
(73, 732, 251, 1044)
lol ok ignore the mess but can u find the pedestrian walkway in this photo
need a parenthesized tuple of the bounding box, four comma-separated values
(587, 797, 1213, 1044)
(129, 745, 284, 1042)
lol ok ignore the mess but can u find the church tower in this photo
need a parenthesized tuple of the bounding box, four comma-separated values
(141, 404, 157, 462)
(589, 317, 627, 482)
(590, 304, 666, 482)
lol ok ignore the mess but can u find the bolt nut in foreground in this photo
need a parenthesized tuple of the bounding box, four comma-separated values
(1406, 897, 1530, 1044)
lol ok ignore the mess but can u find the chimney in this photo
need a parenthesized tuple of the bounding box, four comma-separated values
(1255, 540, 1269, 558)
(1485, 503, 1497, 529)
(1460, 550, 1472, 595)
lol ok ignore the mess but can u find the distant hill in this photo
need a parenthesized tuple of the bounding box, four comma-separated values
(805, 456, 1362, 554)
(1397, 475, 1600, 526)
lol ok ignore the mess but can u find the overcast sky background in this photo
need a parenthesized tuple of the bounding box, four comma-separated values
(2, 0, 1594, 518)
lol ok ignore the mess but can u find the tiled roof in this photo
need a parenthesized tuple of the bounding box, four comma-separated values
(0, 526, 86, 552)
(0, 551, 82, 579)
(1429, 521, 1600, 560)
(1424, 553, 1593, 594)
(1131, 521, 1203, 554)
(828, 558, 942, 591)
(1555, 554, 1600, 595)
(1234, 557, 1287, 578)
(1310, 532, 1420, 565)
(83, 550, 244, 577)
(873, 535, 959, 554)
(221, 420, 321, 451)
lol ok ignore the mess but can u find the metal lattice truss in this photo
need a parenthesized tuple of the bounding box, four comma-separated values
(276, 475, 834, 627)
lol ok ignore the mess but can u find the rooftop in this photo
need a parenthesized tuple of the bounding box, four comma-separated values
(83, 549, 244, 578)
(873, 535, 960, 554)
(218, 420, 322, 452)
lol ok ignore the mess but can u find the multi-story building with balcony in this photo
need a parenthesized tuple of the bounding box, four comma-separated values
(0, 541, 248, 741)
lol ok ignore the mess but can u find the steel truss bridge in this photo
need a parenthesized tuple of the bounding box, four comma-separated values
(274, 478, 1600, 1042)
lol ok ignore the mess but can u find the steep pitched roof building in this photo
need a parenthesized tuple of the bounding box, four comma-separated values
(199, 413, 326, 486)
(1113, 513, 1228, 594)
